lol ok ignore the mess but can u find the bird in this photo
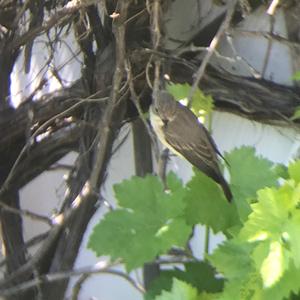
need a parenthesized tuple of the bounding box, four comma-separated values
(150, 90, 232, 202)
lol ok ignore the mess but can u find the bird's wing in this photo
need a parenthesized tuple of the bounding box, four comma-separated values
(200, 121, 229, 165)
(163, 105, 223, 183)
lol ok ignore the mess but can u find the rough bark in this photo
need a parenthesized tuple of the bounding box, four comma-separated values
(171, 63, 300, 124)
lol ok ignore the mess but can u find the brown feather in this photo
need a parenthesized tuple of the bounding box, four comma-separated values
(151, 91, 232, 201)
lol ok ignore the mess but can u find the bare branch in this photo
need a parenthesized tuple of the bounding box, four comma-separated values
(0, 203, 52, 225)
(0, 262, 145, 298)
(267, 0, 281, 15)
(0, 232, 49, 270)
(11, 1, 87, 51)
(188, 0, 238, 104)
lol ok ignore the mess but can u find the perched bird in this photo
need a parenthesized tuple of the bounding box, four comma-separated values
(150, 91, 232, 202)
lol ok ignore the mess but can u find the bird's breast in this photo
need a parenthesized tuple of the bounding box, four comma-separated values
(149, 106, 183, 157)
(150, 107, 168, 145)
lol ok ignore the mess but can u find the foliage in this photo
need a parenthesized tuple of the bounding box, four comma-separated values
(88, 173, 192, 272)
(88, 144, 300, 300)
(145, 261, 223, 300)
(289, 106, 300, 121)
(291, 71, 300, 81)
(184, 169, 238, 233)
(153, 278, 215, 300)
(166, 83, 214, 120)
(153, 278, 198, 300)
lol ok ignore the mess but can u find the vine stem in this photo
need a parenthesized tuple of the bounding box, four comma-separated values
(204, 226, 210, 255)
(204, 102, 214, 256)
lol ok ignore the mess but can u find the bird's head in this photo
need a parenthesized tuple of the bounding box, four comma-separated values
(152, 91, 177, 121)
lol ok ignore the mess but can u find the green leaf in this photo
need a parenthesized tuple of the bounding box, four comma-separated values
(239, 184, 300, 243)
(260, 241, 284, 288)
(226, 146, 278, 221)
(288, 160, 300, 183)
(208, 239, 255, 281)
(166, 83, 214, 118)
(208, 160, 300, 300)
(184, 169, 239, 233)
(238, 181, 300, 289)
(262, 263, 300, 300)
(190, 89, 214, 117)
(209, 241, 263, 300)
(239, 188, 289, 243)
(183, 262, 224, 293)
(284, 210, 300, 268)
(292, 71, 300, 81)
(154, 278, 199, 300)
(88, 173, 192, 271)
(290, 106, 300, 121)
(218, 273, 263, 300)
(240, 261, 300, 300)
(273, 163, 289, 180)
(166, 83, 190, 101)
(145, 261, 223, 300)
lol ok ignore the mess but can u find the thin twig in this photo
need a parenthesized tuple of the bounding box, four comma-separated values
(0, 232, 49, 269)
(0, 203, 52, 225)
(0, 264, 145, 297)
(48, 164, 73, 171)
(0, 95, 107, 195)
(204, 226, 210, 255)
(267, 0, 281, 16)
(261, 12, 276, 78)
(125, 60, 160, 159)
(71, 273, 90, 300)
(88, 0, 131, 191)
(225, 33, 261, 78)
(187, 0, 238, 105)
(233, 28, 300, 50)
(150, 0, 171, 186)
(124, 7, 147, 25)
(11, 0, 88, 50)
(0, 181, 97, 289)
(158, 149, 169, 190)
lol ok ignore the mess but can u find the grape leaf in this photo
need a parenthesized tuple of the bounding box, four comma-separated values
(226, 146, 278, 221)
(273, 163, 289, 180)
(290, 106, 300, 121)
(154, 278, 200, 300)
(285, 210, 300, 268)
(260, 241, 285, 288)
(208, 240, 266, 300)
(288, 160, 300, 183)
(262, 263, 300, 300)
(145, 261, 223, 300)
(88, 173, 192, 271)
(217, 273, 263, 300)
(239, 188, 290, 243)
(234, 178, 300, 294)
(208, 239, 255, 280)
(292, 71, 300, 81)
(166, 83, 214, 117)
(184, 169, 239, 233)
(166, 83, 190, 101)
(238, 187, 292, 287)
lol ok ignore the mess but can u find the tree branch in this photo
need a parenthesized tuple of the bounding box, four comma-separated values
(170, 62, 300, 125)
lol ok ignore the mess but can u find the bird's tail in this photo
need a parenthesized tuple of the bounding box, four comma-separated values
(219, 176, 232, 202)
